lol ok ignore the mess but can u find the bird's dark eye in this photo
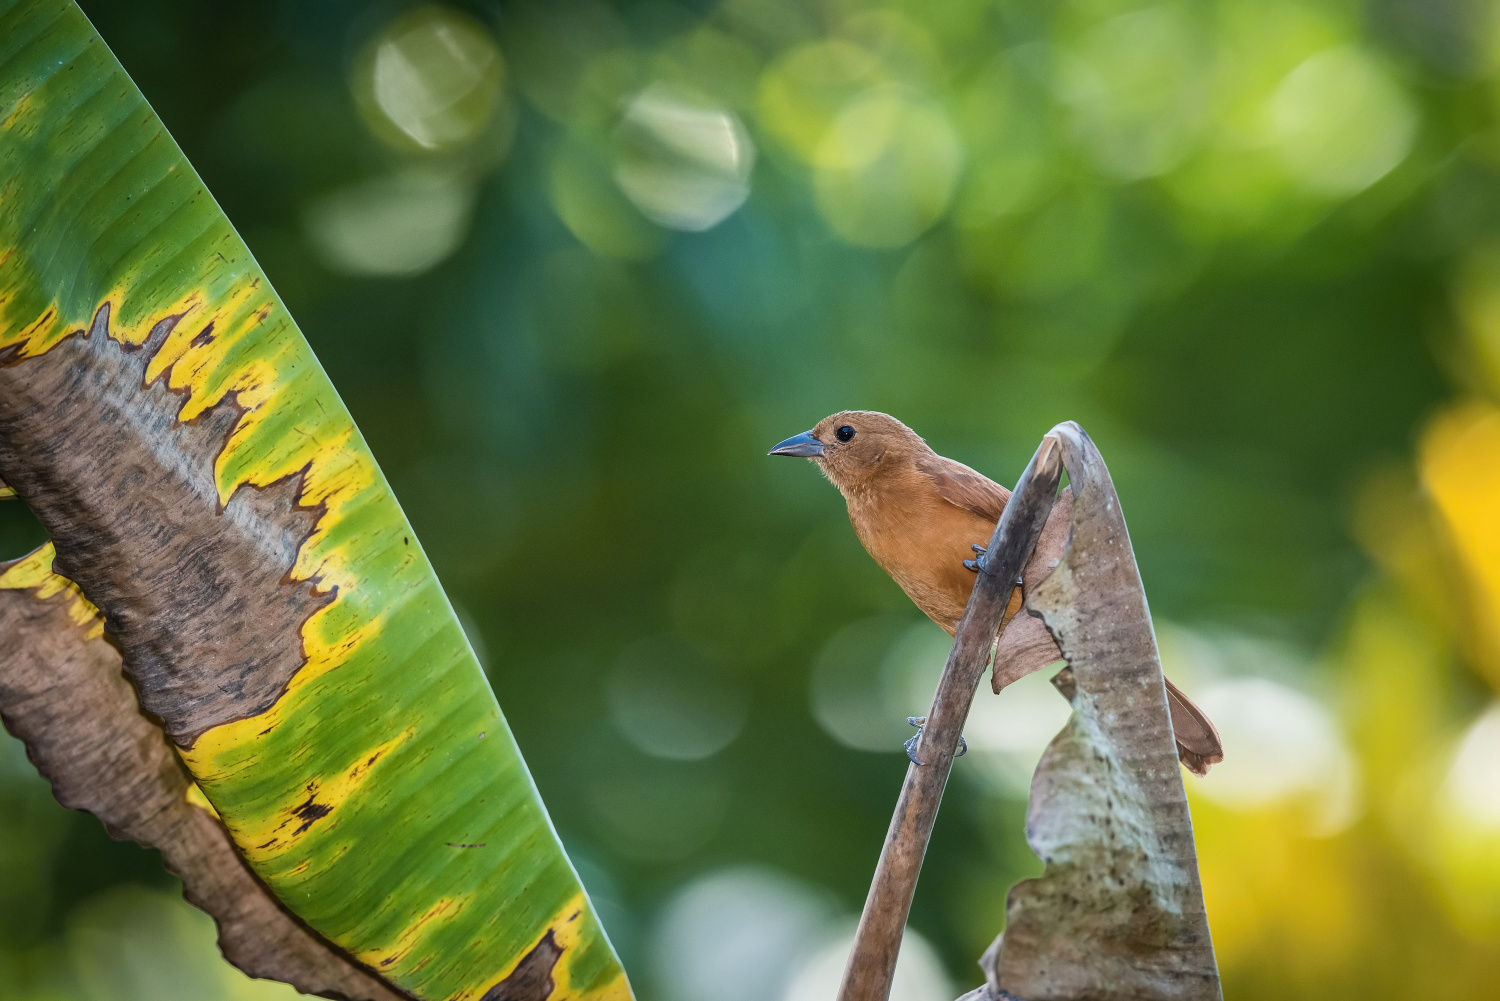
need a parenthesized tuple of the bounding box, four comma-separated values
(836, 425, 856, 443)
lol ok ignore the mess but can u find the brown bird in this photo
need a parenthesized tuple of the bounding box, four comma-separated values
(770, 410, 1223, 775)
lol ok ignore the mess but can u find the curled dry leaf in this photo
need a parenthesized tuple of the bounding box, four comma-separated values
(981, 424, 1221, 1001)
(990, 488, 1073, 691)
(0, 546, 405, 1001)
(992, 485, 1223, 776)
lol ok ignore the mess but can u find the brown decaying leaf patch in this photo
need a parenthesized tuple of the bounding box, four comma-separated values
(0, 302, 333, 747)
(0, 551, 406, 1001)
(479, 930, 564, 1001)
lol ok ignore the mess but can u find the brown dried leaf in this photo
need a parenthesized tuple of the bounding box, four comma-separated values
(987, 425, 1221, 1001)
(992, 487, 1074, 691)
(0, 546, 405, 1001)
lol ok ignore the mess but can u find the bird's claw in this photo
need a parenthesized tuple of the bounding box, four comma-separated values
(906, 717, 926, 763)
(904, 716, 966, 766)
(965, 544, 989, 574)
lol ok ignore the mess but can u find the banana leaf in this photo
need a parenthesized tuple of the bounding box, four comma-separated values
(0, 2, 630, 998)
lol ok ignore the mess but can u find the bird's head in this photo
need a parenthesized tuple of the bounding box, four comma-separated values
(768, 411, 928, 491)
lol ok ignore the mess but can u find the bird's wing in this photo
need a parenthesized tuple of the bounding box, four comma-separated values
(918, 455, 1011, 522)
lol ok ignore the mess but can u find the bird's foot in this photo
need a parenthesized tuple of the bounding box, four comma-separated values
(904, 716, 967, 766)
(963, 559, 982, 573)
(964, 544, 988, 574)
(905, 718, 923, 763)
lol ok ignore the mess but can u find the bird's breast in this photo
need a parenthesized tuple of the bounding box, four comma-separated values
(847, 490, 994, 635)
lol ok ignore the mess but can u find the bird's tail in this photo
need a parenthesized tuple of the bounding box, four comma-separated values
(1164, 676, 1224, 776)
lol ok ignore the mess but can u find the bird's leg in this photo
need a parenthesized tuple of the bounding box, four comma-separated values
(963, 544, 987, 573)
(904, 716, 967, 766)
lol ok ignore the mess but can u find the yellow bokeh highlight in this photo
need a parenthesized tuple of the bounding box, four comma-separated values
(756, 40, 885, 162)
(1420, 402, 1500, 686)
(1190, 797, 1365, 978)
(812, 84, 963, 248)
(1176, 447, 1500, 997)
(1430, 707, 1500, 939)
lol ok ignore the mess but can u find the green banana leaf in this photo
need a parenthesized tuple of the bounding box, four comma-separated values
(0, 2, 630, 999)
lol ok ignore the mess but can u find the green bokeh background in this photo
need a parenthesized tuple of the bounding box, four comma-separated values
(4, 0, 1500, 998)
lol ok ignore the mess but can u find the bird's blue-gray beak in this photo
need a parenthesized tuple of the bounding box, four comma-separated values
(768, 430, 824, 458)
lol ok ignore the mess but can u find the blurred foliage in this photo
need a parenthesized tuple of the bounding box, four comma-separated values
(3, 0, 1500, 997)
